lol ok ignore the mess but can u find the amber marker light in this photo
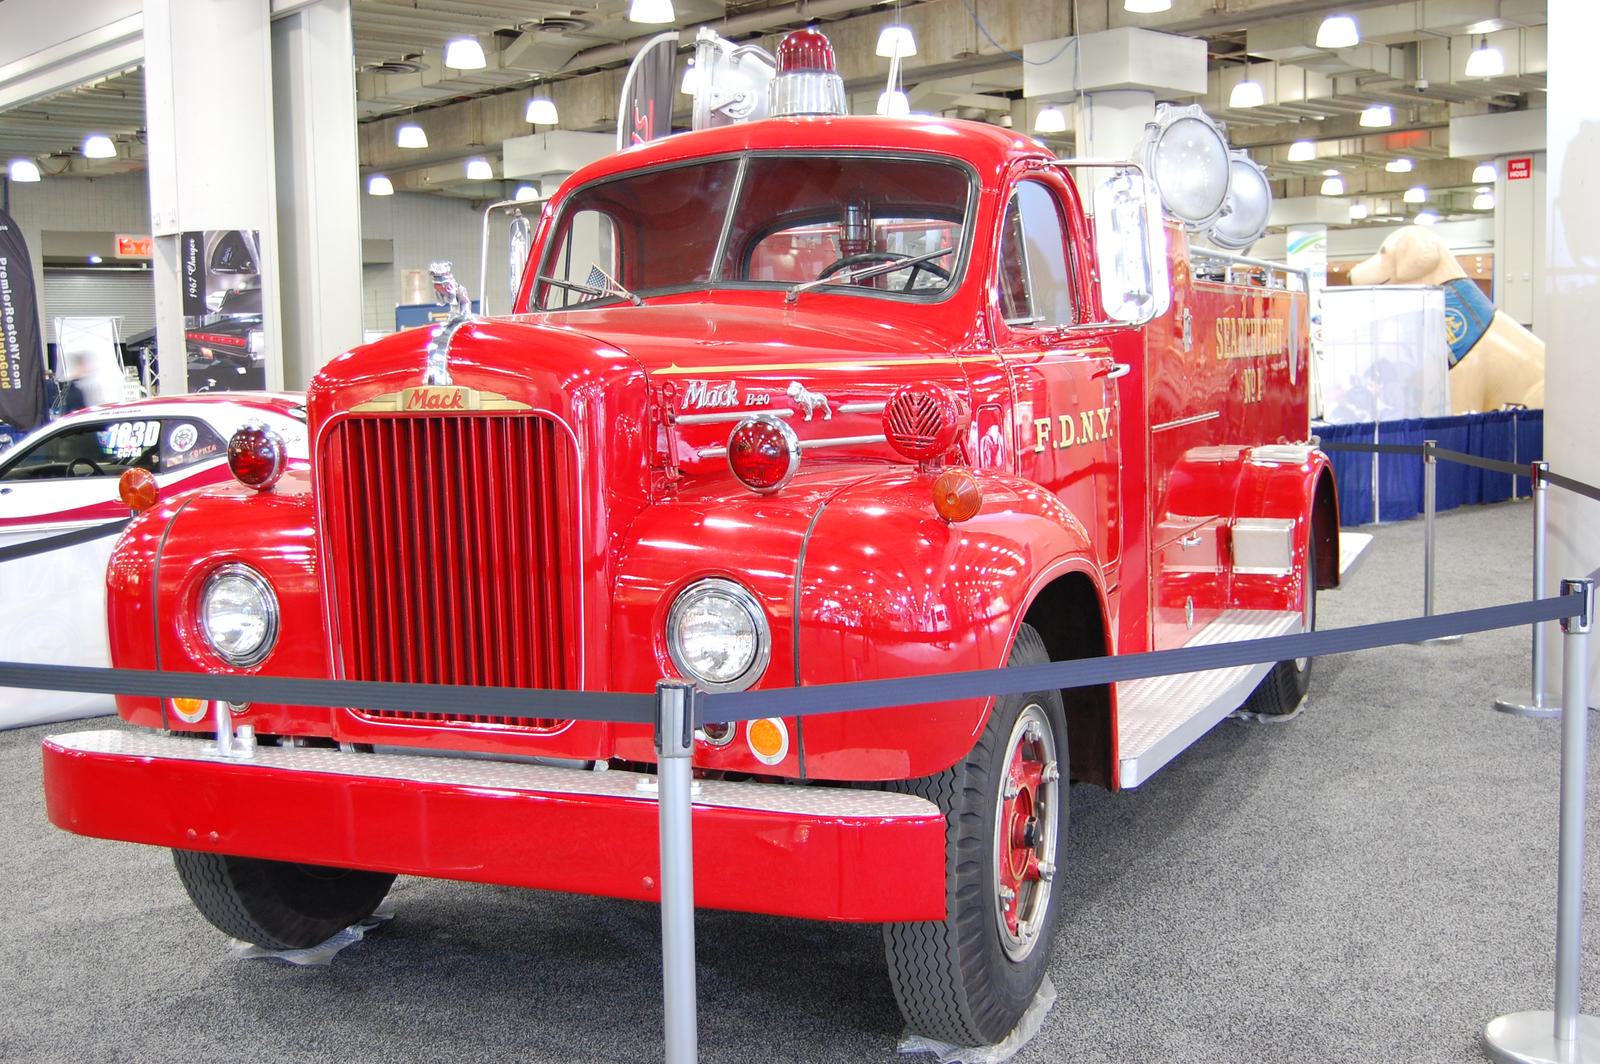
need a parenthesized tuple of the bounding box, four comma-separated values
(932, 468, 983, 523)
(228, 423, 287, 492)
(746, 716, 790, 765)
(170, 697, 208, 724)
(118, 468, 159, 513)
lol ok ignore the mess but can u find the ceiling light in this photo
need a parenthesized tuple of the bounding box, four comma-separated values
(876, 25, 916, 58)
(1385, 157, 1414, 173)
(1229, 78, 1265, 109)
(1123, 0, 1173, 11)
(1473, 161, 1496, 183)
(1321, 175, 1345, 196)
(525, 97, 559, 124)
(397, 123, 428, 149)
(515, 184, 539, 202)
(1464, 37, 1505, 77)
(876, 90, 910, 116)
(367, 174, 394, 196)
(1403, 185, 1427, 203)
(1359, 105, 1392, 127)
(8, 159, 40, 182)
(83, 134, 116, 159)
(1348, 201, 1370, 220)
(465, 158, 493, 181)
(629, 0, 675, 24)
(1287, 140, 1315, 162)
(1322, 168, 1340, 176)
(443, 37, 486, 70)
(1474, 189, 1496, 210)
(88, 254, 103, 264)
(1316, 15, 1360, 49)
(1415, 210, 1438, 225)
(1034, 106, 1067, 134)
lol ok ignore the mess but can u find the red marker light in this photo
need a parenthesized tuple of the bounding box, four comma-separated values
(776, 27, 837, 75)
(727, 416, 800, 494)
(228, 423, 287, 492)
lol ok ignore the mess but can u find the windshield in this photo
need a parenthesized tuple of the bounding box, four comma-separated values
(531, 152, 972, 310)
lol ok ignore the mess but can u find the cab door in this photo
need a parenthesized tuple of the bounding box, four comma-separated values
(994, 173, 1122, 583)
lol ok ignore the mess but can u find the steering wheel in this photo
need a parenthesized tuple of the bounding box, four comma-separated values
(816, 251, 951, 291)
(67, 457, 103, 477)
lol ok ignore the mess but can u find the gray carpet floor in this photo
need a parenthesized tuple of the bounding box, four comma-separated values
(2, 497, 1593, 1063)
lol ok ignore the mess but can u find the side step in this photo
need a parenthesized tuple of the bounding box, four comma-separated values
(1115, 609, 1302, 789)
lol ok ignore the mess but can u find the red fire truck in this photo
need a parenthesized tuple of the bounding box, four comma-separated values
(43, 29, 1336, 1046)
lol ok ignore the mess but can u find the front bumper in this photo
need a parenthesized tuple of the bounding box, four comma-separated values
(42, 729, 947, 922)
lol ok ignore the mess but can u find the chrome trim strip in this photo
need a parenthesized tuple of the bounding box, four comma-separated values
(1151, 411, 1221, 432)
(676, 409, 795, 425)
(836, 401, 887, 414)
(696, 433, 887, 461)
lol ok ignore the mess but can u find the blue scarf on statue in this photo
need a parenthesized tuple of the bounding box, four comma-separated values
(1443, 278, 1495, 367)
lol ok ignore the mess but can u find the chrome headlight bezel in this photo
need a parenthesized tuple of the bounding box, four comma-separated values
(665, 577, 771, 693)
(198, 563, 280, 668)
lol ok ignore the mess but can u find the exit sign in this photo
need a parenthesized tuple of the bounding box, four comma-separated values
(114, 233, 153, 258)
(1507, 157, 1532, 181)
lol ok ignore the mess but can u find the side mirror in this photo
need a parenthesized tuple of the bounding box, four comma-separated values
(1092, 168, 1171, 326)
(508, 212, 531, 306)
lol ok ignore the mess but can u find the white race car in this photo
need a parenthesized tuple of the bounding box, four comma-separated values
(0, 393, 308, 728)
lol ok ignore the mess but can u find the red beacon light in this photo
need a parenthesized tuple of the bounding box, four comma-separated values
(228, 422, 287, 492)
(770, 28, 848, 118)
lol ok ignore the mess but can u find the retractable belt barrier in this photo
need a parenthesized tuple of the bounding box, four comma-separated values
(0, 593, 1582, 724)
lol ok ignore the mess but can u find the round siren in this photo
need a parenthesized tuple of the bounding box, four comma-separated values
(770, 28, 848, 117)
(727, 415, 800, 493)
(1208, 149, 1273, 252)
(882, 385, 965, 464)
(1137, 103, 1231, 232)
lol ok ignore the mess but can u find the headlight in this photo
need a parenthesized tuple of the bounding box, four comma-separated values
(666, 578, 770, 692)
(199, 564, 279, 667)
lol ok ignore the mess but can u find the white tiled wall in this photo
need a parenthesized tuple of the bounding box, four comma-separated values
(4, 172, 152, 324)
(359, 191, 483, 334)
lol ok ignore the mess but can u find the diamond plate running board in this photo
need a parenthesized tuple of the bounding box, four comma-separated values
(1116, 609, 1302, 789)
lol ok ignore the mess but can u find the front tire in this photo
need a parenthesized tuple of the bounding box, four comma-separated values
(883, 624, 1068, 1045)
(172, 850, 395, 950)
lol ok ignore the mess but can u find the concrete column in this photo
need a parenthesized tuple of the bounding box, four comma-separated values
(272, 0, 362, 387)
(144, 0, 280, 392)
(1023, 28, 1207, 161)
(1544, 0, 1600, 696)
(1493, 151, 1546, 331)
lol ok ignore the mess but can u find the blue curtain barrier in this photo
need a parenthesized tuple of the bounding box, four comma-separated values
(1319, 410, 1543, 526)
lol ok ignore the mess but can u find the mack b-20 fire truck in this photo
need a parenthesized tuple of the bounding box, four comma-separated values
(43, 29, 1338, 1047)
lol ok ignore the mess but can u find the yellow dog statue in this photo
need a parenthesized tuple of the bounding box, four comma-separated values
(1348, 226, 1544, 412)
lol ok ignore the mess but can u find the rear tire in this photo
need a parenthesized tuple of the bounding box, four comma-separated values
(172, 850, 395, 950)
(882, 624, 1068, 1045)
(1243, 537, 1317, 716)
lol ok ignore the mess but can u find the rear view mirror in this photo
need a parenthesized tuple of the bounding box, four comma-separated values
(1092, 168, 1171, 326)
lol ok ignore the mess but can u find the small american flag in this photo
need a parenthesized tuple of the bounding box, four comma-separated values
(586, 264, 621, 297)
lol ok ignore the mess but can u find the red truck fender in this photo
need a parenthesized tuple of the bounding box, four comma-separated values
(1227, 444, 1341, 615)
(793, 468, 1109, 781)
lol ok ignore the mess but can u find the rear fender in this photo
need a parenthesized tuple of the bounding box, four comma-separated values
(1228, 445, 1338, 613)
(795, 470, 1103, 780)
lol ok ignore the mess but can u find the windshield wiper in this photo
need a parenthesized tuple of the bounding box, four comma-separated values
(784, 247, 955, 304)
(535, 272, 645, 307)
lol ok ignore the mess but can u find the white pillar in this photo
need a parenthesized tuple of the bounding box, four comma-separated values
(144, 0, 281, 392)
(1493, 151, 1546, 332)
(271, 0, 362, 387)
(1073, 90, 1155, 161)
(1544, 0, 1600, 696)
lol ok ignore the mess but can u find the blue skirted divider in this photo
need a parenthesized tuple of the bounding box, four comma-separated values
(1319, 410, 1544, 526)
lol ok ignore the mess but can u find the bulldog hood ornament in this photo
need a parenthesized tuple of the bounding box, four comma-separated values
(423, 261, 473, 387)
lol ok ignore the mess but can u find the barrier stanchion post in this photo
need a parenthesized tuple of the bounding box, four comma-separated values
(655, 680, 699, 1064)
(1484, 579, 1600, 1063)
(1495, 462, 1557, 717)
(1418, 441, 1462, 645)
